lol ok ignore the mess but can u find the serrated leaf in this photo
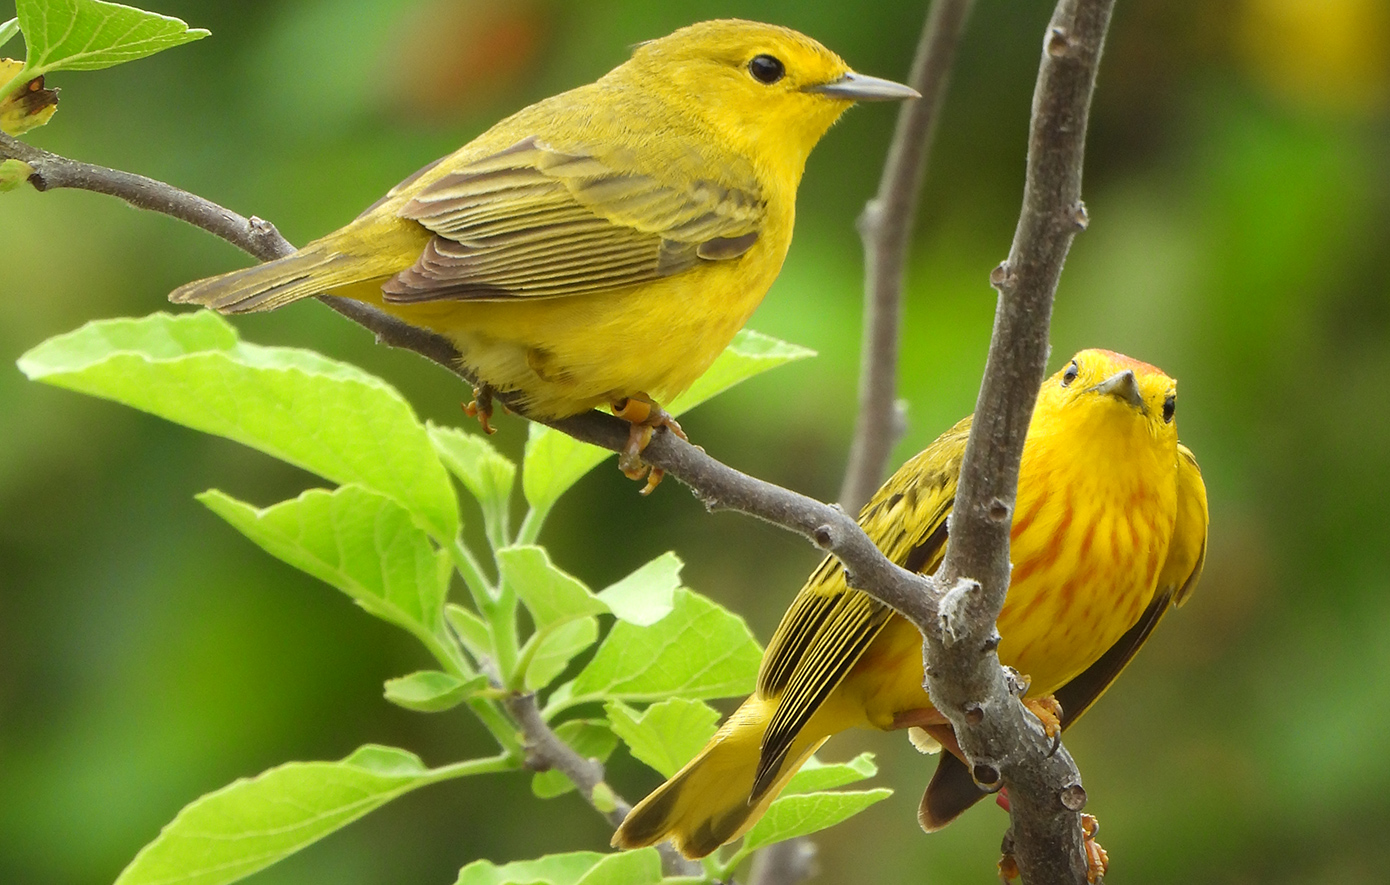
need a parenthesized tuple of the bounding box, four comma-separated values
(784, 752, 878, 794)
(429, 422, 514, 541)
(455, 851, 607, 885)
(525, 617, 598, 691)
(114, 745, 487, 885)
(596, 552, 681, 627)
(384, 670, 485, 713)
(605, 698, 719, 778)
(498, 545, 605, 630)
(446, 603, 493, 661)
(741, 788, 893, 853)
(559, 589, 760, 707)
(573, 849, 661, 885)
(18, 313, 459, 541)
(531, 720, 616, 799)
(522, 330, 814, 513)
(198, 485, 450, 646)
(11, 0, 207, 80)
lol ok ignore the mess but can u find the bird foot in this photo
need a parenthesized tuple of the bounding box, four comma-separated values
(1082, 814, 1109, 883)
(997, 814, 1106, 882)
(464, 385, 497, 435)
(612, 396, 687, 495)
(1023, 694, 1063, 741)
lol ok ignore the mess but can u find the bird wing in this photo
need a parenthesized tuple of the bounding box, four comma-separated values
(382, 136, 765, 302)
(1054, 442, 1209, 727)
(751, 419, 971, 798)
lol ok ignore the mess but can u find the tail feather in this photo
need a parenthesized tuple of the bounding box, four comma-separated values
(170, 247, 367, 314)
(613, 697, 825, 859)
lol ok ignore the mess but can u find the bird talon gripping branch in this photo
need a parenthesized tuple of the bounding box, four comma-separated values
(1082, 814, 1109, 883)
(1023, 694, 1064, 740)
(464, 385, 496, 435)
(613, 396, 687, 493)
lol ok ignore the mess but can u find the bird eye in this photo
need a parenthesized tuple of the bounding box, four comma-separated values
(1061, 360, 1079, 387)
(748, 54, 785, 84)
(1162, 393, 1176, 423)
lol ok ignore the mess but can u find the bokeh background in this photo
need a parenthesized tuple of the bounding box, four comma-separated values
(3, 0, 1389, 883)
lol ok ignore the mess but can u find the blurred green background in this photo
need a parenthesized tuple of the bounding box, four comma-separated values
(3, 0, 1389, 883)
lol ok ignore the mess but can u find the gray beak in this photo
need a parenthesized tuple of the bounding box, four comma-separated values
(804, 71, 920, 102)
(1091, 370, 1145, 410)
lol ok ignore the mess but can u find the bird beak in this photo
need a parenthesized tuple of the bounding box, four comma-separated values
(1091, 370, 1146, 410)
(803, 71, 920, 102)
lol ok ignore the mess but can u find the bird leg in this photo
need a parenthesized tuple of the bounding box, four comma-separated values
(464, 385, 497, 435)
(611, 395, 687, 494)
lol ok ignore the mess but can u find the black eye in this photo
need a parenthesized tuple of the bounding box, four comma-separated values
(748, 54, 785, 84)
(1061, 361, 1079, 387)
(1162, 393, 1176, 423)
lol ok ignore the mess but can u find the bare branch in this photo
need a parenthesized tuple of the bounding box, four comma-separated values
(917, 1, 1117, 883)
(840, 0, 975, 513)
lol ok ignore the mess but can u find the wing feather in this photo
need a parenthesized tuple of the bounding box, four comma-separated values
(383, 136, 764, 303)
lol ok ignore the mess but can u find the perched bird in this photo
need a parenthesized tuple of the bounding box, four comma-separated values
(170, 19, 917, 489)
(614, 349, 1209, 859)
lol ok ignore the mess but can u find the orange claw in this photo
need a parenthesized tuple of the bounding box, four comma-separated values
(1023, 694, 1063, 740)
(464, 385, 497, 435)
(1082, 814, 1109, 883)
(611, 396, 687, 494)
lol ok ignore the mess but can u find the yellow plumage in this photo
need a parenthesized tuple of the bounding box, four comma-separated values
(614, 349, 1210, 857)
(168, 20, 916, 421)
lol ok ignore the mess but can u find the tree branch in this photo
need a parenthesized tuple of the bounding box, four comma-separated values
(5, 0, 1118, 868)
(840, 0, 975, 513)
(916, 1, 1117, 884)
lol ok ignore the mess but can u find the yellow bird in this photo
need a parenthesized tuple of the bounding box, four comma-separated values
(614, 349, 1209, 858)
(169, 20, 917, 488)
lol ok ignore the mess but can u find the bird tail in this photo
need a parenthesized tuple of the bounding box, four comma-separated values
(612, 696, 826, 859)
(169, 241, 374, 314)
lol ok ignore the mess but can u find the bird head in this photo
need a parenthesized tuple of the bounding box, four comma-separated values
(1038, 349, 1180, 448)
(626, 20, 918, 180)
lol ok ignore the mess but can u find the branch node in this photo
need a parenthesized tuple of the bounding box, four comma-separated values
(937, 576, 981, 645)
(1059, 783, 1088, 812)
(856, 197, 884, 239)
(988, 260, 1014, 292)
(972, 762, 1003, 789)
(1071, 201, 1090, 231)
(986, 497, 1012, 523)
(1004, 666, 1030, 697)
(1046, 26, 1074, 58)
(964, 703, 985, 726)
(812, 524, 835, 549)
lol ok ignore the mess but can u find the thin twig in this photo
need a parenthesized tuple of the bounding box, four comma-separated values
(917, 2, 1117, 884)
(840, 0, 975, 513)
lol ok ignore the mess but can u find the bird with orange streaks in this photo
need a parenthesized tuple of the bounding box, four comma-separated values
(614, 349, 1209, 873)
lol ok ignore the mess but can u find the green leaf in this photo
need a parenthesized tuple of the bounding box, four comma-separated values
(605, 698, 719, 779)
(18, 313, 459, 541)
(384, 670, 486, 712)
(11, 0, 207, 80)
(429, 422, 515, 541)
(741, 788, 893, 853)
(531, 720, 617, 799)
(498, 545, 605, 630)
(456, 851, 607, 885)
(573, 849, 661, 885)
(784, 752, 878, 794)
(597, 552, 681, 627)
(556, 589, 760, 709)
(0, 158, 32, 192)
(446, 603, 493, 661)
(0, 18, 18, 50)
(522, 330, 814, 514)
(115, 745, 499, 885)
(198, 485, 451, 648)
(525, 617, 598, 691)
